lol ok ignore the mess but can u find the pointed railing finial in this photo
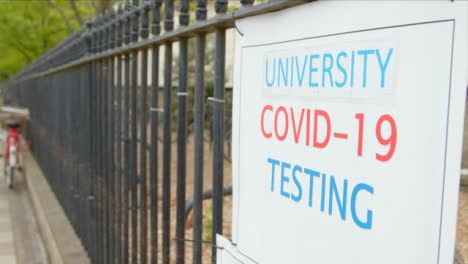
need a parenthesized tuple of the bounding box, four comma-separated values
(196, 0, 207, 21)
(179, 0, 189, 26)
(164, 0, 174, 32)
(151, 0, 162, 35)
(215, 0, 228, 14)
(141, 0, 151, 39)
(117, 4, 124, 47)
(131, 0, 140, 42)
(110, 8, 116, 49)
(124, 0, 131, 44)
(241, 0, 254, 7)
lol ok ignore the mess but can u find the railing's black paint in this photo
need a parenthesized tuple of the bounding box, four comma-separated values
(2, 1, 311, 263)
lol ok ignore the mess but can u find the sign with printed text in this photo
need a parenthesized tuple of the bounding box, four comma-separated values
(222, 1, 467, 264)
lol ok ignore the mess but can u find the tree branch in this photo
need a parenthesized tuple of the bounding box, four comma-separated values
(9, 43, 32, 62)
(47, 0, 73, 34)
(90, 0, 98, 15)
(68, 0, 83, 25)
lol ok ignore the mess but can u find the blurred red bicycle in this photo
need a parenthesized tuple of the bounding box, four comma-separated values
(3, 121, 21, 189)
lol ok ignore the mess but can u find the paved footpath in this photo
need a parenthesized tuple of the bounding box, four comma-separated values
(0, 136, 47, 264)
(0, 179, 16, 264)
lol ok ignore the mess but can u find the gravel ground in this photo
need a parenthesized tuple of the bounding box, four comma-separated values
(457, 97, 468, 263)
(456, 188, 468, 264)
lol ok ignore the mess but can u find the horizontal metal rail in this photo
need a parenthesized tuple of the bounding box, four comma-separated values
(185, 186, 233, 219)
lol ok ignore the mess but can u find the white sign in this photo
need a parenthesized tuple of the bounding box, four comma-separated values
(225, 1, 468, 264)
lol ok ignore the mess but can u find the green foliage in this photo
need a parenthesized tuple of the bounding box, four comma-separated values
(0, 0, 112, 81)
(203, 203, 213, 242)
(202, 197, 229, 242)
(227, 6, 238, 13)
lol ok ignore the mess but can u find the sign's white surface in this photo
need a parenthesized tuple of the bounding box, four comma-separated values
(226, 1, 467, 264)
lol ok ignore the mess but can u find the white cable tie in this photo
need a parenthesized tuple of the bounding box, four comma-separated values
(150, 107, 164, 112)
(177, 92, 189, 96)
(207, 97, 225, 104)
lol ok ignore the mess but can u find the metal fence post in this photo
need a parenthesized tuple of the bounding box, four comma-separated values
(115, 5, 124, 264)
(140, 1, 150, 263)
(193, 1, 207, 263)
(162, 0, 174, 263)
(176, 0, 189, 262)
(150, 1, 162, 263)
(212, 1, 227, 262)
(123, 1, 132, 262)
(102, 12, 111, 263)
(88, 19, 99, 263)
(85, 19, 98, 261)
(130, 1, 140, 263)
(96, 15, 104, 264)
(108, 9, 116, 263)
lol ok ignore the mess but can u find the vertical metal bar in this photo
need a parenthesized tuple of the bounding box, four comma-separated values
(67, 69, 74, 233)
(124, 1, 132, 262)
(176, 37, 188, 264)
(108, 9, 116, 264)
(92, 60, 97, 262)
(84, 25, 94, 253)
(123, 52, 131, 264)
(140, 49, 149, 264)
(150, 43, 160, 264)
(162, 1, 174, 263)
(62, 72, 67, 222)
(212, 26, 226, 264)
(193, 1, 206, 263)
(162, 42, 172, 264)
(130, 52, 138, 264)
(140, 1, 150, 263)
(81, 65, 87, 247)
(98, 58, 104, 264)
(83, 63, 91, 257)
(102, 13, 110, 264)
(81, 64, 88, 253)
(193, 33, 206, 264)
(98, 14, 108, 264)
(116, 54, 123, 264)
(103, 60, 109, 264)
(150, 2, 161, 264)
(83, 63, 89, 258)
(91, 26, 99, 263)
(96, 15, 104, 263)
(116, 5, 124, 264)
(69, 67, 74, 233)
(88, 43, 98, 261)
(176, 1, 189, 263)
(130, 1, 140, 263)
(76, 65, 82, 248)
(212, 3, 227, 263)
(76, 68, 80, 238)
(75, 66, 80, 239)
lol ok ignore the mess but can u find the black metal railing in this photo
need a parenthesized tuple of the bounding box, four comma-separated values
(2, 0, 309, 263)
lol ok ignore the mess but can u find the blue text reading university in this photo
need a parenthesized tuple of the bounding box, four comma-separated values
(265, 48, 394, 89)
